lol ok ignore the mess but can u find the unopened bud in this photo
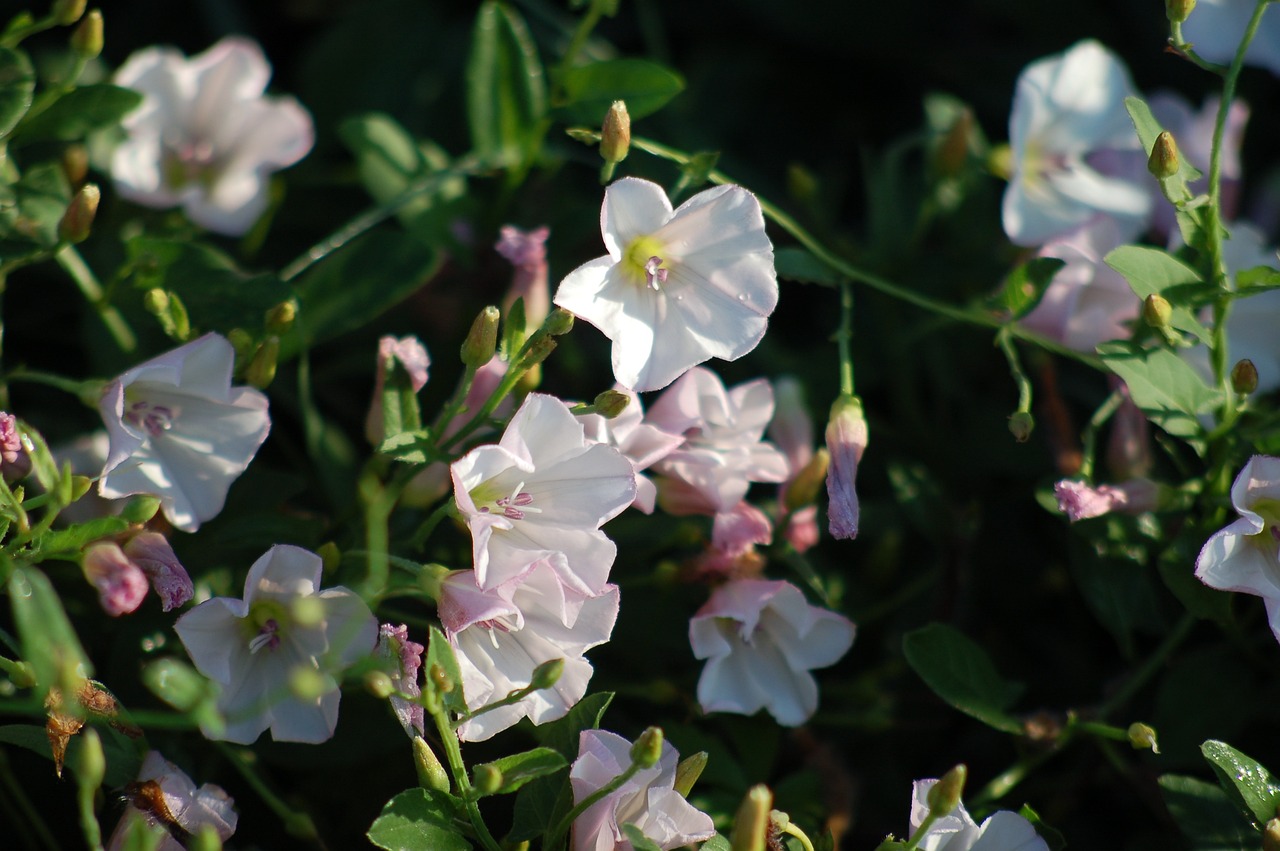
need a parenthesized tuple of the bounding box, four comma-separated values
(1127, 722, 1160, 753)
(530, 658, 564, 690)
(316, 542, 341, 574)
(461, 306, 500, 368)
(1266, 819, 1280, 851)
(70, 9, 102, 59)
(592, 389, 630, 419)
(785, 447, 830, 511)
(1147, 132, 1180, 179)
(518, 334, 557, 368)
(69, 475, 92, 502)
(730, 785, 773, 851)
(246, 337, 279, 389)
(1008, 411, 1034, 443)
(936, 108, 973, 177)
(673, 751, 708, 797)
(429, 663, 453, 694)
(1167, 0, 1196, 23)
(473, 763, 503, 796)
(226, 328, 254, 360)
(120, 494, 161, 524)
(265, 300, 297, 336)
(76, 727, 105, 790)
(543, 307, 575, 336)
(600, 100, 631, 165)
(364, 670, 394, 699)
(1143, 293, 1172, 329)
(629, 726, 663, 769)
(927, 764, 967, 817)
(51, 0, 85, 25)
(1231, 358, 1259, 395)
(58, 184, 99, 243)
(413, 736, 450, 792)
(61, 145, 88, 185)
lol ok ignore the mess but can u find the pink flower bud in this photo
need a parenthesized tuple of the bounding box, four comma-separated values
(365, 335, 430, 444)
(1054, 478, 1159, 522)
(824, 394, 867, 540)
(123, 532, 193, 611)
(82, 543, 148, 616)
(495, 225, 550, 330)
(0, 413, 30, 480)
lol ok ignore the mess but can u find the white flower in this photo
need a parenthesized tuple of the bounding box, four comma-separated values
(107, 751, 237, 851)
(451, 393, 636, 596)
(112, 37, 314, 235)
(439, 563, 619, 742)
(1181, 0, 1280, 77)
(688, 579, 855, 726)
(577, 385, 684, 514)
(1003, 40, 1150, 246)
(554, 177, 778, 392)
(909, 779, 1049, 851)
(99, 332, 271, 532)
(569, 729, 715, 851)
(173, 545, 378, 744)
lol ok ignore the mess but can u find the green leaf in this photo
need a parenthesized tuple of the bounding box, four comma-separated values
(995, 257, 1064, 320)
(481, 747, 567, 795)
(500, 296, 527, 361)
(1125, 96, 1209, 250)
(0, 46, 35, 140)
(1104, 245, 1212, 344)
(620, 824, 664, 851)
(465, 1, 546, 169)
(775, 247, 842, 288)
(534, 691, 613, 758)
(902, 623, 1024, 734)
(425, 626, 467, 716)
(378, 430, 434, 465)
(7, 566, 92, 693)
(367, 788, 471, 851)
(1201, 739, 1280, 828)
(559, 58, 685, 123)
(1159, 774, 1259, 851)
(700, 835, 732, 851)
(16, 85, 143, 143)
(1096, 341, 1220, 440)
(1236, 265, 1280, 291)
(0, 162, 70, 248)
(25, 515, 132, 560)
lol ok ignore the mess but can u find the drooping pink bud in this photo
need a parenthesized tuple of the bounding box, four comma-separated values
(1054, 478, 1159, 522)
(495, 225, 550, 330)
(0, 413, 30, 480)
(365, 335, 431, 444)
(82, 543, 148, 616)
(824, 394, 867, 540)
(123, 531, 193, 611)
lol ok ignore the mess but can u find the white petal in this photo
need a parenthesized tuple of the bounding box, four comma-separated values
(173, 597, 248, 684)
(970, 812, 1049, 851)
(601, 177, 673, 257)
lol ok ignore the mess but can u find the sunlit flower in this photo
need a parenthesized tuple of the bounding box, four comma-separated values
(365, 335, 430, 444)
(107, 751, 237, 851)
(689, 579, 855, 725)
(376, 623, 425, 738)
(124, 531, 194, 611)
(1003, 40, 1150, 246)
(908, 779, 1049, 851)
(82, 542, 149, 616)
(99, 332, 271, 533)
(451, 393, 636, 596)
(112, 37, 314, 235)
(174, 544, 378, 744)
(554, 177, 777, 392)
(577, 386, 684, 514)
(569, 729, 715, 851)
(439, 563, 619, 742)
(1196, 456, 1280, 643)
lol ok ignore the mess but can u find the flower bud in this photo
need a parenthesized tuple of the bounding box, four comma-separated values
(1008, 411, 1034, 443)
(51, 0, 85, 25)
(120, 494, 161, 524)
(1265, 819, 1280, 851)
(1166, 0, 1196, 23)
(142, 658, 209, 711)
(935, 108, 973, 178)
(1127, 722, 1160, 753)
(413, 736, 450, 792)
(317, 541, 341, 574)
(62, 144, 89, 185)
(364, 670, 394, 699)
(70, 9, 102, 59)
(75, 727, 105, 790)
(825, 394, 867, 539)
(1143, 294, 1173, 329)
(69, 475, 92, 501)
(82, 543, 147, 616)
(530, 657, 564, 690)
(543, 307, 575, 336)
(673, 751, 708, 797)
(472, 763, 503, 796)
(1147, 132, 1180, 179)
(927, 764, 967, 817)
(124, 531, 193, 611)
(429, 663, 454, 694)
(461, 306, 500, 368)
(246, 337, 280, 389)
(592, 389, 630, 419)
(57, 184, 99, 243)
(730, 785, 773, 851)
(264, 299, 297, 336)
(1231, 358, 1259, 395)
(226, 328, 254, 360)
(629, 726, 663, 769)
(600, 100, 631, 165)
(518, 334, 557, 368)
(785, 447, 829, 511)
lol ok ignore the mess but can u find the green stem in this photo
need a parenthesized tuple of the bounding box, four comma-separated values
(1168, 21, 1231, 76)
(780, 820, 817, 851)
(428, 703, 503, 851)
(837, 280, 855, 395)
(55, 246, 136, 352)
(996, 328, 1032, 416)
(0, 13, 58, 48)
(901, 810, 943, 851)
(1078, 388, 1125, 480)
(410, 500, 455, 551)
(214, 743, 320, 842)
(554, 0, 607, 95)
(451, 679, 545, 729)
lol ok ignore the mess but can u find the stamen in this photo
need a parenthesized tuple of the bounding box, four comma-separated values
(248, 619, 280, 654)
(644, 256, 669, 291)
(124, 401, 176, 437)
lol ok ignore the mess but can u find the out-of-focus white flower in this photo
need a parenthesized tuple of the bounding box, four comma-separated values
(376, 623, 425, 738)
(569, 729, 715, 851)
(1003, 40, 1150, 246)
(1197, 456, 1280, 643)
(689, 579, 854, 726)
(82, 542, 149, 616)
(112, 36, 314, 235)
(1181, 0, 1280, 77)
(124, 531, 194, 611)
(647, 367, 788, 516)
(554, 177, 777, 392)
(439, 563, 619, 742)
(107, 751, 237, 851)
(909, 779, 1049, 851)
(174, 544, 377, 744)
(577, 386, 684, 514)
(365, 335, 430, 444)
(451, 393, 635, 596)
(98, 332, 271, 533)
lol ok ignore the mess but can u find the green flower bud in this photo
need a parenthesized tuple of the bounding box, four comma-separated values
(70, 9, 102, 59)
(1266, 818, 1280, 851)
(75, 727, 105, 790)
(142, 658, 209, 711)
(51, 0, 86, 25)
(543, 307, 575, 336)
(69, 475, 93, 502)
(600, 100, 631, 165)
(429, 663, 454, 694)
(1008, 412, 1034, 443)
(288, 666, 329, 701)
(1147, 132, 1180, 179)
(364, 670, 394, 699)
(58, 184, 99, 243)
(226, 328, 254, 360)
(518, 334, 558, 369)
(316, 541, 342, 574)
(61, 145, 89, 186)
(1231, 358, 1259, 395)
(120, 494, 161, 524)
(1127, 722, 1160, 753)
(472, 763, 503, 796)
(784, 447, 829, 511)
(530, 658, 564, 690)
(1166, 0, 1196, 23)
(629, 726, 663, 769)
(673, 751, 708, 797)
(413, 736, 450, 792)
(264, 299, 297, 336)
(592, 389, 630, 419)
(1143, 293, 1173, 329)
(461, 306, 501, 368)
(927, 764, 967, 818)
(246, 337, 280, 389)
(730, 785, 773, 851)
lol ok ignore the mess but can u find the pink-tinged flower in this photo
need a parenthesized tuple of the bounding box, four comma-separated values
(365, 335, 431, 444)
(99, 332, 271, 533)
(1003, 40, 1150, 246)
(569, 729, 716, 851)
(689, 579, 855, 726)
(82, 542, 149, 616)
(174, 544, 378, 744)
(1196, 456, 1280, 643)
(451, 393, 636, 596)
(497, 225, 551, 329)
(124, 531, 193, 611)
(1148, 92, 1249, 237)
(688, 501, 772, 581)
(784, 505, 820, 553)
(908, 779, 1048, 851)
(577, 386, 684, 514)
(111, 37, 315, 235)
(825, 394, 868, 540)
(1181, 0, 1280, 77)
(648, 367, 789, 516)
(107, 751, 237, 851)
(554, 177, 778, 392)
(1054, 478, 1158, 522)
(0, 412, 29, 480)
(1018, 217, 1138, 352)
(439, 564, 619, 742)
(376, 623, 425, 738)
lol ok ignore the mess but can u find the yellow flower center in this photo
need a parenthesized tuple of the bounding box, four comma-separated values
(622, 236, 668, 289)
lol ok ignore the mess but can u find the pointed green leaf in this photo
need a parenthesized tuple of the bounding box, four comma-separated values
(903, 623, 1024, 734)
(367, 788, 471, 851)
(0, 46, 35, 140)
(15, 85, 143, 143)
(479, 747, 567, 796)
(1159, 774, 1258, 850)
(1201, 739, 1280, 828)
(559, 58, 685, 123)
(1125, 95, 1209, 250)
(1104, 245, 1212, 343)
(1096, 341, 1220, 439)
(465, 1, 546, 169)
(620, 824, 665, 851)
(8, 565, 92, 693)
(995, 256, 1064, 320)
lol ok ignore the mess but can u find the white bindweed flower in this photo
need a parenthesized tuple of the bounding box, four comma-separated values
(107, 751, 237, 851)
(554, 177, 778, 392)
(99, 332, 271, 533)
(112, 37, 314, 235)
(174, 545, 378, 744)
(569, 729, 716, 851)
(1181, 0, 1280, 77)
(1003, 40, 1150, 246)
(439, 563, 619, 742)
(908, 779, 1049, 851)
(689, 578, 854, 726)
(451, 393, 636, 596)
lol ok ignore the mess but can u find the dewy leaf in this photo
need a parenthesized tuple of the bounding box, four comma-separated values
(1104, 245, 1212, 344)
(367, 788, 471, 851)
(995, 256, 1064, 320)
(0, 46, 35, 140)
(465, 1, 546, 170)
(8, 566, 92, 693)
(1159, 774, 1258, 851)
(482, 747, 567, 795)
(902, 623, 1025, 734)
(15, 85, 143, 144)
(1096, 341, 1221, 440)
(1200, 739, 1280, 828)
(559, 58, 686, 123)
